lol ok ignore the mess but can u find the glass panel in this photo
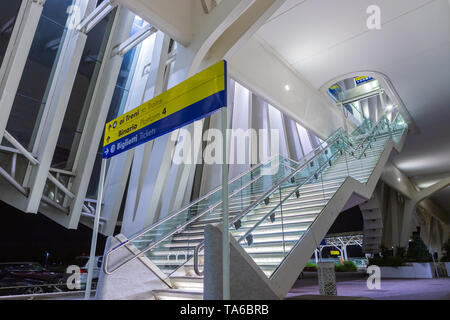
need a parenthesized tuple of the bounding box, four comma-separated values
(5, 0, 74, 150)
(124, 156, 293, 276)
(0, 0, 22, 67)
(128, 15, 149, 38)
(231, 134, 347, 278)
(52, 9, 115, 169)
(85, 15, 149, 197)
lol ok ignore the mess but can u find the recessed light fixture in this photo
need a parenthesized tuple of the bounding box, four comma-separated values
(397, 177, 401, 182)
(284, 84, 290, 91)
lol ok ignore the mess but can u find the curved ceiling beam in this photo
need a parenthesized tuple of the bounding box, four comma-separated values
(114, 0, 194, 46)
(186, 0, 255, 76)
(413, 176, 450, 205)
(319, 71, 418, 133)
(198, 0, 286, 72)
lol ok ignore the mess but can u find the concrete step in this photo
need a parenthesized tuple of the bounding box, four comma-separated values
(171, 276, 204, 290)
(153, 289, 203, 300)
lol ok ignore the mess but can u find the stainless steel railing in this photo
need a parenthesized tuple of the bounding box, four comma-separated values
(192, 133, 347, 275)
(103, 155, 295, 275)
(102, 127, 346, 275)
(192, 116, 395, 275)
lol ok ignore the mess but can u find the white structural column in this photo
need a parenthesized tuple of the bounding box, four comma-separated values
(228, 82, 251, 179)
(194, 80, 235, 200)
(367, 95, 378, 123)
(399, 199, 416, 248)
(0, 0, 44, 143)
(198, 109, 224, 197)
(282, 114, 303, 162)
(63, 5, 135, 229)
(267, 104, 288, 157)
(119, 0, 274, 230)
(379, 91, 386, 122)
(120, 32, 173, 236)
(250, 93, 271, 163)
(24, 0, 98, 213)
(389, 189, 400, 249)
(97, 32, 158, 235)
(157, 0, 286, 220)
(156, 1, 253, 217)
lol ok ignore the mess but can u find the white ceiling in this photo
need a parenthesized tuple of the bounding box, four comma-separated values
(256, 0, 450, 210)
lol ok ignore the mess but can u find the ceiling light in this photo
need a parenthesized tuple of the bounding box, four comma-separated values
(284, 84, 290, 91)
(386, 105, 393, 111)
(397, 178, 401, 182)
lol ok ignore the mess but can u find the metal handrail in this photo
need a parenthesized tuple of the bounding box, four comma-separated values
(174, 130, 347, 276)
(351, 113, 388, 152)
(228, 134, 343, 227)
(191, 117, 389, 275)
(336, 113, 390, 162)
(193, 242, 205, 276)
(196, 116, 404, 275)
(237, 148, 343, 244)
(357, 114, 404, 162)
(193, 147, 345, 275)
(355, 114, 401, 160)
(106, 155, 274, 248)
(227, 116, 404, 277)
(191, 133, 346, 275)
(102, 128, 345, 274)
(103, 158, 288, 275)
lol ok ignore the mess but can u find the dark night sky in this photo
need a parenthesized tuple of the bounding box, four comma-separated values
(328, 205, 364, 234)
(0, 199, 364, 265)
(326, 205, 364, 257)
(0, 201, 107, 265)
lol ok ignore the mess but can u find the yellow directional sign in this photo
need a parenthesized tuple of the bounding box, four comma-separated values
(330, 250, 340, 255)
(102, 60, 227, 158)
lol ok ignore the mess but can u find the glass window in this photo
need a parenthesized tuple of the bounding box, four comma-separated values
(0, 0, 22, 67)
(4, 0, 74, 150)
(52, 10, 115, 169)
(86, 15, 151, 197)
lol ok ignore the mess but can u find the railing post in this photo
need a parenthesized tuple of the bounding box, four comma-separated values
(221, 106, 230, 300)
(85, 158, 107, 299)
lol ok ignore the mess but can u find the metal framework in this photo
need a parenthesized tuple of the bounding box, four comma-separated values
(0, 0, 155, 232)
(315, 232, 364, 262)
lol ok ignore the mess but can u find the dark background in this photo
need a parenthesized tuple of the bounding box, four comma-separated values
(0, 199, 364, 266)
(0, 200, 107, 266)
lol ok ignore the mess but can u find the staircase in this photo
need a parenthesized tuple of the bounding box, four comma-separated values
(100, 114, 408, 300)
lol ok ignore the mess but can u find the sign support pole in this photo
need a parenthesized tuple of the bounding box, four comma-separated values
(84, 158, 107, 299)
(221, 106, 230, 300)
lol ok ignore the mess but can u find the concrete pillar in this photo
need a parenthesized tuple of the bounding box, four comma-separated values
(399, 199, 416, 248)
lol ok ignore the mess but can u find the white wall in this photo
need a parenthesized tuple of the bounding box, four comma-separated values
(228, 35, 348, 140)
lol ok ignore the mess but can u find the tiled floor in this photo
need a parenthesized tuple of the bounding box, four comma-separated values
(287, 272, 450, 300)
